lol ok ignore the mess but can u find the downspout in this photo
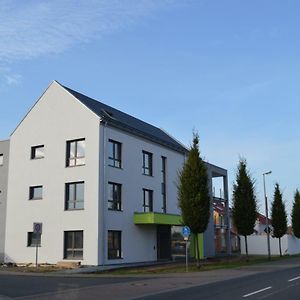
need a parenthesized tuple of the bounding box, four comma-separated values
(224, 174, 231, 255)
(101, 120, 108, 266)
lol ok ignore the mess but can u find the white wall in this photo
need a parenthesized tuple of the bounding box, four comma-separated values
(100, 125, 185, 264)
(286, 235, 300, 255)
(240, 235, 300, 256)
(5, 82, 100, 265)
(0, 140, 9, 262)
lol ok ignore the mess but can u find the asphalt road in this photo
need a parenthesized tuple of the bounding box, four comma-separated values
(0, 274, 143, 299)
(1, 259, 300, 299)
(138, 266, 300, 300)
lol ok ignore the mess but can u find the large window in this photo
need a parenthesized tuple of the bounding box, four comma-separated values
(27, 232, 41, 247)
(108, 230, 122, 259)
(108, 182, 122, 211)
(64, 231, 83, 259)
(161, 156, 167, 213)
(142, 151, 153, 176)
(66, 139, 85, 167)
(29, 186, 43, 200)
(0, 154, 3, 166)
(108, 139, 121, 168)
(65, 182, 84, 210)
(31, 145, 44, 159)
(143, 189, 153, 212)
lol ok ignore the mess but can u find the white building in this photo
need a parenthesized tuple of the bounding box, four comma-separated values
(0, 140, 9, 262)
(3, 81, 230, 265)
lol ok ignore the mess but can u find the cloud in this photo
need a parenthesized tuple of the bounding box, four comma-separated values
(0, 0, 169, 61)
(4, 73, 22, 86)
(0, 0, 179, 82)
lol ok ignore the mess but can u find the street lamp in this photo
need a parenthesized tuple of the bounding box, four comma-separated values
(263, 171, 272, 260)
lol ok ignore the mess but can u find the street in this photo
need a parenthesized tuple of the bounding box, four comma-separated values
(138, 266, 300, 300)
(1, 258, 300, 299)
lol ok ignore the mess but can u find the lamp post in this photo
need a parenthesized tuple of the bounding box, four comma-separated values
(263, 171, 272, 260)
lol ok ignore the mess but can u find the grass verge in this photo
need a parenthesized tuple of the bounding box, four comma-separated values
(95, 254, 300, 275)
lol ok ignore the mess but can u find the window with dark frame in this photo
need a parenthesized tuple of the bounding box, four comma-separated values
(108, 140, 121, 168)
(143, 189, 153, 212)
(108, 182, 122, 211)
(65, 182, 84, 210)
(31, 145, 44, 159)
(142, 151, 153, 176)
(108, 230, 122, 259)
(29, 186, 43, 200)
(0, 154, 3, 166)
(27, 232, 41, 247)
(64, 231, 83, 259)
(161, 156, 167, 213)
(66, 138, 85, 167)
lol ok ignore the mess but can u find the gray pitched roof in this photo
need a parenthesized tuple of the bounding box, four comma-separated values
(61, 84, 188, 154)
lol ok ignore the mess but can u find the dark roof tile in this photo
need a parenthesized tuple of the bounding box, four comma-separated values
(62, 84, 187, 154)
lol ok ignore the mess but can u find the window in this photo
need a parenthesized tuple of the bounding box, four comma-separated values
(108, 231, 122, 259)
(108, 182, 122, 211)
(161, 156, 167, 213)
(31, 145, 44, 159)
(66, 139, 85, 167)
(64, 231, 83, 259)
(65, 182, 84, 210)
(29, 186, 43, 200)
(108, 139, 121, 168)
(27, 232, 41, 247)
(143, 189, 153, 212)
(142, 151, 153, 176)
(0, 154, 3, 166)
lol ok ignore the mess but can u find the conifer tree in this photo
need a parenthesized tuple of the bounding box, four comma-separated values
(178, 132, 210, 266)
(271, 183, 287, 257)
(292, 189, 300, 238)
(232, 159, 257, 260)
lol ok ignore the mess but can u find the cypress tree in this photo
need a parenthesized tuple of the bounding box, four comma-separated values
(232, 159, 257, 260)
(292, 189, 300, 238)
(271, 183, 287, 257)
(178, 132, 210, 266)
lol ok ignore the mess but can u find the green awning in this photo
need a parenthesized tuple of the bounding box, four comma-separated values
(134, 212, 182, 225)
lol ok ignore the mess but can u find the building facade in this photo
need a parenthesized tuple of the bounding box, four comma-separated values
(4, 81, 230, 265)
(0, 140, 9, 262)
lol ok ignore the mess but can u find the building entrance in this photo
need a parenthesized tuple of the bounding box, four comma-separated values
(157, 225, 171, 260)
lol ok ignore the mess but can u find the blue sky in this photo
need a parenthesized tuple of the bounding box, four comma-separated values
(1, 0, 299, 218)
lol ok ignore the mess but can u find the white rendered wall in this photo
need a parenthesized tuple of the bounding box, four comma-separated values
(287, 235, 300, 255)
(100, 126, 185, 265)
(240, 235, 289, 255)
(0, 140, 9, 262)
(5, 82, 100, 265)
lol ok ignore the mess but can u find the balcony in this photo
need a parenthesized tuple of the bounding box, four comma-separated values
(133, 212, 182, 226)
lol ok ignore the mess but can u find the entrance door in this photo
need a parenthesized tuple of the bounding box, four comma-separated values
(157, 225, 171, 260)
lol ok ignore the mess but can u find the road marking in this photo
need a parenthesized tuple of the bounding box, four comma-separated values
(243, 287, 272, 298)
(288, 276, 300, 282)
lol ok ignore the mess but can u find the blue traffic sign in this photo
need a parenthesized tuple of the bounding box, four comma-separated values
(182, 225, 191, 237)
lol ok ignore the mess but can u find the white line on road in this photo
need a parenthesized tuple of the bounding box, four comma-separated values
(288, 276, 300, 282)
(243, 287, 272, 298)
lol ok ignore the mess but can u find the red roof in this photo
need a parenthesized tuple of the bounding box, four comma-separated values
(257, 213, 272, 225)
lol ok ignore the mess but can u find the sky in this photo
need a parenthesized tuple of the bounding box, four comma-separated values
(1, 0, 300, 219)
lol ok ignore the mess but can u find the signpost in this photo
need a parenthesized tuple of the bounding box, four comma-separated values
(33, 223, 42, 268)
(182, 226, 190, 272)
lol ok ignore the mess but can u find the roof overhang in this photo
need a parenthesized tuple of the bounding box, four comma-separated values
(133, 212, 182, 225)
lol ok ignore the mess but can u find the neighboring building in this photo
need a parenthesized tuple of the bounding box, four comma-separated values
(213, 200, 239, 254)
(4, 81, 229, 265)
(254, 213, 273, 235)
(208, 165, 231, 257)
(0, 140, 9, 262)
